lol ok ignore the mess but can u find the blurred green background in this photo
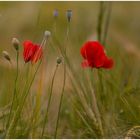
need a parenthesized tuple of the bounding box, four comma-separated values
(0, 1, 140, 138)
(0, 1, 140, 65)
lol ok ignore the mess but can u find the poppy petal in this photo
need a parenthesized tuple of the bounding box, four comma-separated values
(31, 45, 43, 64)
(103, 57, 114, 69)
(81, 59, 90, 68)
(23, 40, 35, 62)
(80, 41, 114, 69)
(94, 55, 106, 68)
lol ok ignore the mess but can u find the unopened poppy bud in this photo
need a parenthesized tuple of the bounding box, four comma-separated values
(66, 10, 72, 22)
(2, 51, 11, 62)
(44, 30, 51, 39)
(12, 38, 20, 51)
(56, 57, 62, 65)
(53, 9, 58, 18)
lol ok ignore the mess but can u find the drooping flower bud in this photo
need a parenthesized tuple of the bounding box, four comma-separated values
(56, 57, 62, 65)
(12, 38, 20, 51)
(66, 10, 72, 22)
(2, 51, 11, 62)
(44, 30, 51, 39)
(53, 9, 58, 18)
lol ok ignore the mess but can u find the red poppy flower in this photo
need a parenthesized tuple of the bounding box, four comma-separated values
(80, 41, 114, 69)
(23, 40, 43, 63)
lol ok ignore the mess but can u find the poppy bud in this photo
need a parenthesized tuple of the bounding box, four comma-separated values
(12, 38, 20, 51)
(56, 57, 62, 65)
(44, 30, 51, 39)
(66, 10, 72, 22)
(53, 9, 58, 18)
(2, 51, 11, 62)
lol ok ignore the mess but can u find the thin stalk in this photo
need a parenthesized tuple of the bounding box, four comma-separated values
(21, 61, 42, 112)
(65, 22, 70, 54)
(29, 37, 48, 137)
(97, 1, 106, 100)
(53, 17, 57, 35)
(54, 21, 70, 139)
(41, 64, 59, 138)
(96, 1, 109, 138)
(5, 61, 42, 138)
(6, 50, 19, 130)
(33, 3, 42, 42)
(98, 2, 112, 100)
(15, 51, 19, 105)
(102, 2, 112, 46)
(97, 1, 105, 42)
(98, 70, 104, 95)
(54, 63, 66, 139)
(4, 61, 12, 129)
(18, 63, 31, 106)
(96, 2, 112, 137)
(31, 62, 44, 138)
(90, 69, 104, 138)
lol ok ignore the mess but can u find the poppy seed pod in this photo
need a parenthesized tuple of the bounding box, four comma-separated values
(44, 30, 51, 39)
(53, 9, 58, 18)
(2, 51, 11, 62)
(56, 57, 62, 65)
(66, 10, 72, 22)
(12, 38, 20, 51)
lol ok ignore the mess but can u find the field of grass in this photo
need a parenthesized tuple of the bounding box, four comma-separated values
(0, 1, 140, 139)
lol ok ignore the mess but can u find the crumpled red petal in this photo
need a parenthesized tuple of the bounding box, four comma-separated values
(23, 40, 43, 63)
(31, 45, 43, 64)
(80, 41, 114, 69)
(103, 57, 114, 69)
(81, 59, 90, 68)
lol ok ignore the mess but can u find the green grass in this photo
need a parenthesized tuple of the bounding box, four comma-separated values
(0, 1, 140, 139)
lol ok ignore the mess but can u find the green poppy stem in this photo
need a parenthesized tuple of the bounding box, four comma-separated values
(6, 50, 19, 131)
(54, 20, 70, 139)
(5, 61, 42, 138)
(41, 64, 59, 138)
(54, 62, 66, 139)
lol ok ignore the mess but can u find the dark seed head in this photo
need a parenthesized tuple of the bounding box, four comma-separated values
(2, 51, 11, 62)
(66, 10, 72, 22)
(56, 57, 62, 65)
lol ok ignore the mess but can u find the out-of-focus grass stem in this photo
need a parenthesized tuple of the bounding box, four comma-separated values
(54, 16, 70, 139)
(102, 2, 112, 46)
(5, 60, 42, 138)
(97, 1, 105, 42)
(41, 64, 59, 138)
(6, 50, 19, 132)
(90, 69, 104, 138)
(96, 2, 112, 138)
(96, 1, 109, 138)
(54, 63, 66, 139)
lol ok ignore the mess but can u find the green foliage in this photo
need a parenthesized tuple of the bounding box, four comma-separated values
(0, 1, 140, 139)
